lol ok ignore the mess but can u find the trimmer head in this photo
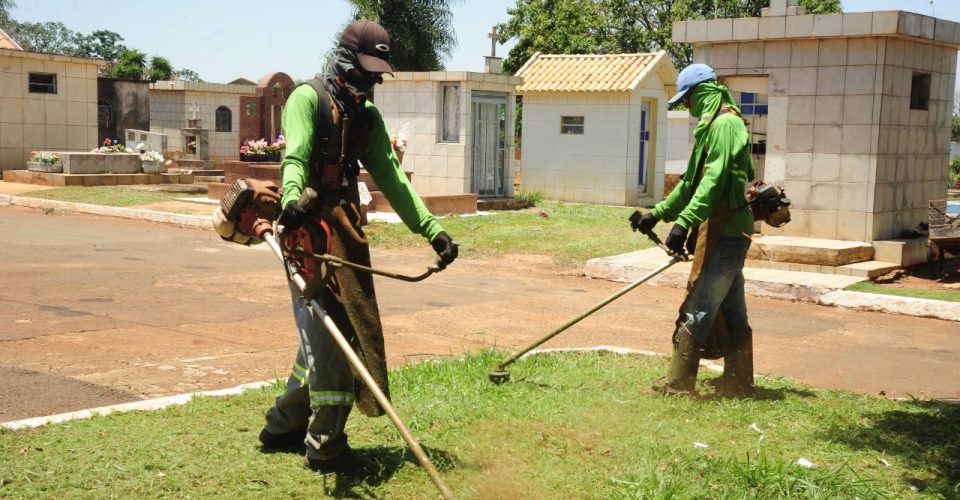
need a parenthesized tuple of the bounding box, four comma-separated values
(488, 370, 511, 385)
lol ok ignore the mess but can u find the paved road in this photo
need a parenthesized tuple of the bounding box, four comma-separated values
(1, 205, 957, 423)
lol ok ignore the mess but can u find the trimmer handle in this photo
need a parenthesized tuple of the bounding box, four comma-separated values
(630, 209, 689, 261)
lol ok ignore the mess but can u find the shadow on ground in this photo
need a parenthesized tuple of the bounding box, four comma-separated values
(823, 399, 960, 497)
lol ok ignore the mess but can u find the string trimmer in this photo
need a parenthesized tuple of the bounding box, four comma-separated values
(216, 181, 455, 499)
(487, 211, 688, 384)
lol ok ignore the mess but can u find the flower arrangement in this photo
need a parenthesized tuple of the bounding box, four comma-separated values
(30, 151, 60, 165)
(92, 137, 133, 154)
(140, 150, 164, 162)
(390, 124, 410, 153)
(240, 135, 285, 161)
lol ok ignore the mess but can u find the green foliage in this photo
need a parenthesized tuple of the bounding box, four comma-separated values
(148, 55, 173, 81)
(7, 20, 79, 54)
(952, 115, 960, 143)
(515, 190, 544, 203)
(111, 48, 146, 80)
(0, 351, 955, 497)
(345, 0, 460, 71)
(74, 29, 126, 61)
(175, 68, 203, 82)
(498, 0, 841, 74)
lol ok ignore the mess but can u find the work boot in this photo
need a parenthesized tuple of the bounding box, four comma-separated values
(708, 329, 755, 397)
(657, 331, 701, 395)
(303, 447, 367, 475)
(259, 428, 307, 451)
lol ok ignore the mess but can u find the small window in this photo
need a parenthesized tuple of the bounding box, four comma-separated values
(560, 116, 584, 135)
(97, 100, 112, 128)
(910, 73, 931, 110)
(245, 100, 256, 116)
(440, 83, 460, 142)
(28, 73, 57, 94)
(215, 106, 232, 132)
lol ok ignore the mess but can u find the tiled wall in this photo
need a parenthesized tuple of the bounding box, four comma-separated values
(695, 36, 955, 241)
(378, 72, 519, 196)
(149, 90, 242, 163)
(0, 53, 100, 174)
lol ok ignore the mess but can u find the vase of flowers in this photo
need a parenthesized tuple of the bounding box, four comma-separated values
(27, 151, 62, 173)
(91, 137, 133, 154)
(390, 125, 409, 164)
(240, 135, 284, 162)
(140, 150, 165, 174)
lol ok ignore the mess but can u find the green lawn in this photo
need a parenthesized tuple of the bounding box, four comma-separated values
(844, 281, 960, 303)
(22, 186, 203, 207)
(368, 201, 657, 267)
(1, 350, 955, 498)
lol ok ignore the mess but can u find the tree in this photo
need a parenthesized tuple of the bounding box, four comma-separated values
(111, 48, 146, 80)
(345, 0, 460, 71)
(498, 0, 842, 74)
(75, 30, 126, 60)
(175, 68, 203, 82)
(8, 20, 80, 54)
(0, 0, 14, 29)
(148, 55, 173, 81)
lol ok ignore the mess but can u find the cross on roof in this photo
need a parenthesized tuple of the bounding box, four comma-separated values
(488, 26, 498, 57)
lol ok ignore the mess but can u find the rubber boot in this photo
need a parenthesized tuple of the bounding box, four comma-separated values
(713, 329, 755, 397)
(661, 331, 701, 395)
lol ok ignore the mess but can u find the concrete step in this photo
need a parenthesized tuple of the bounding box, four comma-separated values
(369, 191, 476, 215)
(176, 159, 214, 170)
(744, 258, 900, 278)
(748, 235, 874, 266)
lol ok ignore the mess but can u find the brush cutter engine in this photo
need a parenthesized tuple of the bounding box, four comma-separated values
(212, 178, 282, 245)
(747, 180, 791, 228)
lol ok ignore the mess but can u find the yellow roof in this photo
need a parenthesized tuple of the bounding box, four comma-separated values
(516, 51, 675, 93)
(0, 28, 22, 50)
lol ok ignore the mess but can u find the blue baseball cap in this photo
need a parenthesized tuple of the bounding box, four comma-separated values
(668, 63, 716, 105)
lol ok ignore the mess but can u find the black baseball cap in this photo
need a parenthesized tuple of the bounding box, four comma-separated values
(340, 20, 394, 76)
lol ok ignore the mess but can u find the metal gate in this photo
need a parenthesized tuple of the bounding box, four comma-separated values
(471, 94, 507, 197)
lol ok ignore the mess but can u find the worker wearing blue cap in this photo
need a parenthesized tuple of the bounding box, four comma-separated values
(630, 63, 757, 396)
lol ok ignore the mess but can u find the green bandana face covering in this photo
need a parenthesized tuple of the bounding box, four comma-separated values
(684, 81, 741, 183)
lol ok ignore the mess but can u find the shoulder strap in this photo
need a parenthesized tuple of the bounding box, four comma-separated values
(302, 77, 334, 164)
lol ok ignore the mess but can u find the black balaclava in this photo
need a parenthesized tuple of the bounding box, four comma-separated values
(326, 46, 382, 109)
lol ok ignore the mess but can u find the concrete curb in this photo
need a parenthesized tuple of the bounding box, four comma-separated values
(1, 381, 273, 430)
(1, 194, 212, 230)
(819, 291, 960, 322)
(586, 254, 960, 323)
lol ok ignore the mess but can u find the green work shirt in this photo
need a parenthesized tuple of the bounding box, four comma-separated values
(280, 84, 445, 242)
(651, 113, 755, 238)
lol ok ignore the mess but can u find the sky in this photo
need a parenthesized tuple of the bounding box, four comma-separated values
(7, 0, 960, 85)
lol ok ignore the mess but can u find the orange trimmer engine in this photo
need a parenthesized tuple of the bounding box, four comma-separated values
(282, 218, 332, 282)
(216, 179, 282, 243)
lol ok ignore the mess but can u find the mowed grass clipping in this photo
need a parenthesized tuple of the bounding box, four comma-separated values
(2, 350, 956, 498)
(23, 186, 201, 207)
(367, 201, 656, 267)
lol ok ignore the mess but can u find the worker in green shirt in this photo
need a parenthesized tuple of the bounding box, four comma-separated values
(632, 63, 756, 396)
(257, 20, 458, 474)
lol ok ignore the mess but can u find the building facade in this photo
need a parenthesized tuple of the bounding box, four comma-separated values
(0, 39, 104, 176)
(515, 52, 678, 206)
(672, 0, 960, 241)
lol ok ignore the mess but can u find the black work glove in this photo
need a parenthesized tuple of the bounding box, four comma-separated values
(629, 210, 659, 234)
(430, 231, 459, 269)
(664, 224, 689, 256)
(278, 200, 309, 231)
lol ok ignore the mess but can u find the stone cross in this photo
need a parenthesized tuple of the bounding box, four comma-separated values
(488, 26, 498, 57)
(188, 103, 200, 120)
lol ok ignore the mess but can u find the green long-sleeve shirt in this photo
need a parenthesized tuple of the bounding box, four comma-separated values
(651, 113, 755, 238)
(280, 84, 444, 241)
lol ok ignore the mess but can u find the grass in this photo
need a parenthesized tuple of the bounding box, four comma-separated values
(1, 350, 956, 498)
(22, 186, 202, 207)
(844, 280, 960, 303)
(367, 201, 655, 267)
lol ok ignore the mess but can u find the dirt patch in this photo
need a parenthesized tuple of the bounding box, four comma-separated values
(868, 257, 960, 295)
